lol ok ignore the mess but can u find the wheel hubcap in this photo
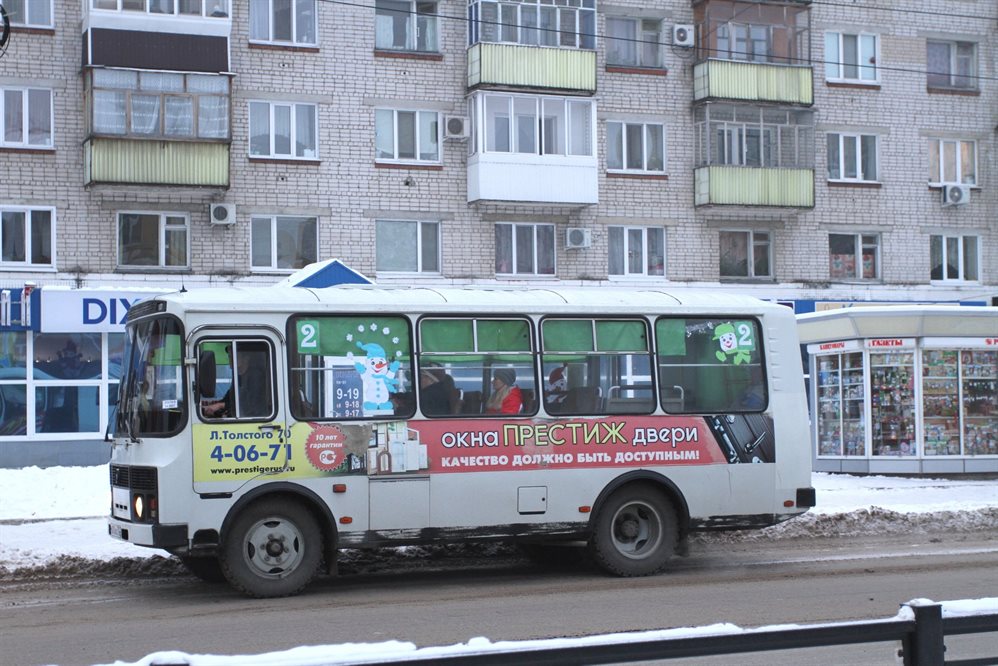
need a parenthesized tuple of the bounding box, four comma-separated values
(244, 518, 303, 579)
(611, 501, 662, 560)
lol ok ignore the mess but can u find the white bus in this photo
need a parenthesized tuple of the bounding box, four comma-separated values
(108, 285, 815, 597)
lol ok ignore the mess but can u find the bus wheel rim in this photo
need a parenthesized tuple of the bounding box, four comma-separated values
(243, 517, 304, 579)
(610, 500, 662, 560)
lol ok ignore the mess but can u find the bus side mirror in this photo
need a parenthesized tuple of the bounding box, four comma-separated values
(198, 350, 217, 398)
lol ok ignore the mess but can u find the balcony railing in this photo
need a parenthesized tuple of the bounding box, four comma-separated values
(468, 43, 596, 92)
(694, 59, 813, 106)
(85, 138, 229, 187)
(468, 153, 597, 204)
(694, 165, 813, 207)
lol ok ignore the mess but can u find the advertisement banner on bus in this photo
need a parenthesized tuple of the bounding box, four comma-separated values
(192, 413, 774, 483)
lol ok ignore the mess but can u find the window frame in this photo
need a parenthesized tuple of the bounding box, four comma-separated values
(826, 132, 878, 183)
(605, 17, 661, 68)
(88, 69, 230, 141)
(467, 0, 595, 50)
(375, 0, 439, 53)
(250, 215, 319, 272)
(116, 211, 191, 270)
(0, 206, 56, 269)
(930, 234, 979, 283)
(495, 222, 556, 277)
(473, 92, 594, 158)
(719, 229, 772, 280)
(824, 31, 879, 83)
(248, 100, 318, 160)
(928, 138, 976, 186)
(608, 226, 665, 278)
(1, 87, 53, 149)
(828, 232, 880, 281)
(89, 0, 230, 18)
(249, 0, 317, 47)
(926, 39, 978, 91)
(606, 120, 666, 174)
(375, 220, 441, 275)
(5, 0, 54, 27)
(374, 108, 440, 164)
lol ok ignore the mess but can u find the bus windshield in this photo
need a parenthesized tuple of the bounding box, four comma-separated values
(115, 316, 186, 438)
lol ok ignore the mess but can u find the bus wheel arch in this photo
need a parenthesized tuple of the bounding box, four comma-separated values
(219, 485, 337, 598)
(587, 473, 688, 577)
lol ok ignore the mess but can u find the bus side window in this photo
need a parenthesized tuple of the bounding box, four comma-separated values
(200, 340, 275, 421)
(418, 317, 535, 418)
(655, 317, 767, 414)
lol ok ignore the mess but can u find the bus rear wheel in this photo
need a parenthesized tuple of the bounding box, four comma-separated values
(220, 499, 322, 598)
(589, 485, 677, 577)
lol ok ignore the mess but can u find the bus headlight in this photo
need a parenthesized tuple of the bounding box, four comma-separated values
(132, 493, 159, 522)
(133, 494, 144, 520)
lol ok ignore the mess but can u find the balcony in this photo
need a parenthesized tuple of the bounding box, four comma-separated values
(468, 153, 598, 205)
(694, 59, 812, 106)
(468, 43, 596, 92)
(694, 166, 813, 207)
(84, 138, 229, 187)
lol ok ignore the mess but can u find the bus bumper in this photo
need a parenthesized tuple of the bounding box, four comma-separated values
(108, 518, 188, 550)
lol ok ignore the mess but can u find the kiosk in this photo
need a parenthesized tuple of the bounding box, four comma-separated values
(797, 306, 997, 475)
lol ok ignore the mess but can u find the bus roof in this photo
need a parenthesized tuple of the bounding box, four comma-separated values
(151, 284, 784, 316)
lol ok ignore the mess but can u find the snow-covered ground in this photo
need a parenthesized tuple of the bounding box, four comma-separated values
(1, 466, 996, 666)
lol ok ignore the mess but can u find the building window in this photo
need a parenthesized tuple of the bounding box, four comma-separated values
(926, 40, 977, 90)
(827, 133, 877, 182)
(1, 207, 54, 268)
(248, 101, 317, 159)
(930, 235, 978, 282)
(1, 87, 52, 148)
(89, 70, 229, 140)
(829, 233, 879, 280)
(375, 0, 438, 52)
(719, 230, 771, 279)
(608, 227, 664, 277)
(4, 0, 53, 27)
(824, 32, 878, 83)
(928, 139, 976, 185)
(376, 220, 440, 273)
(474, 93, 593, 157)
(250, 0, 316, 46)
(695, 104, 814, 169)
(90, 0, 229, 18)
(251, 216, 317, 271)
(716, 23, 771, 62)
(606, 17, 660, 68)
(606, 121, 664, 173)
(375, 109, 439, 163)
(495, 223, 555, 276)
(117, 212, 189, 268)
(468, 0, 595, 49)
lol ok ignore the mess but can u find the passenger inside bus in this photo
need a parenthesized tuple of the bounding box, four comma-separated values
(485, 368, 522, 415)
(202, 343, 272, 419)
(419, 365, 455, 416)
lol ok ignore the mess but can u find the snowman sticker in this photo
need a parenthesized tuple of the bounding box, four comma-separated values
(346, 323, 404, 415)
(712, 321, 753, 365)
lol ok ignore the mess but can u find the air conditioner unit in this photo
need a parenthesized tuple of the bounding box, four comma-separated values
(209, 203, 236, 225)
(941, 184, 970, 206)
(673, 24, 695, 48)
(565, 227, 592, 249)
(443, 115, 469, 140)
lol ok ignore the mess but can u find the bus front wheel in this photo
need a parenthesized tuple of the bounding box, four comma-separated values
(220, 499, 322, 598)
(589, 485, 677, 577)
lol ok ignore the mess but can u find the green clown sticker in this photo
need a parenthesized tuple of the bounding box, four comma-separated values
(713, 321, 755, 365)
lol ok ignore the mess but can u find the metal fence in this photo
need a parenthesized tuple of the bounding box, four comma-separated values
(376, 603, 998, 666)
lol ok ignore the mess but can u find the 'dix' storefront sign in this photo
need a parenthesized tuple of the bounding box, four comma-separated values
(39, 288, 172, 333)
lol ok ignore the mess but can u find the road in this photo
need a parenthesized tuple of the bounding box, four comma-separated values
(2, 530, 997, 666)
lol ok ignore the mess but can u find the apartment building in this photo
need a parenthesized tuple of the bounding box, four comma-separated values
(0, 0, 995, 466)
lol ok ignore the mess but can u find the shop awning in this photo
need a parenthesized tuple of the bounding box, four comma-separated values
(797, 305, 998, 344)
(273, 259, 372, 289)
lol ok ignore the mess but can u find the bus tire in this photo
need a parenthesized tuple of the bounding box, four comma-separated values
(220, 499, 322, 598)
(589, 484, 677, 577)
(178, 555, 226, 583)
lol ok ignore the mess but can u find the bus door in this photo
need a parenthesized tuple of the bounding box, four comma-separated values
(191, 330, 288, 495)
